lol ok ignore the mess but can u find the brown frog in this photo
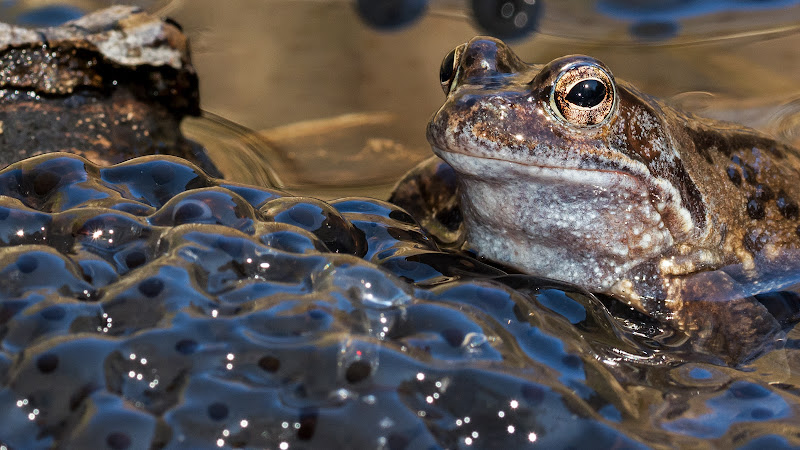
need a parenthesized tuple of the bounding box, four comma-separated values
(392, 37, 800, 363)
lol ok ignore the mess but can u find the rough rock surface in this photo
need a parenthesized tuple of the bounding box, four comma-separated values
(0, 6, 217, 175)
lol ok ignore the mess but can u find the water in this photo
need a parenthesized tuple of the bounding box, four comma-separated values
(155, 0, 800, 198)
(1, 0, 800, 448)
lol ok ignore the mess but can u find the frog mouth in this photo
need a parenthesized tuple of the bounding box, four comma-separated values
(434, 143, 702, 249)
(432, 146, 639, 187)
(431, 145, 676, 280)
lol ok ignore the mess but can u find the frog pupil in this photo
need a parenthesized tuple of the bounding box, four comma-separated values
(440, 48, 457, 92)
(565, 79, 606, 108)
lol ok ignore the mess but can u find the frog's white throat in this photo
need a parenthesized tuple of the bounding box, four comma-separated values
(437, 149, 675, 292)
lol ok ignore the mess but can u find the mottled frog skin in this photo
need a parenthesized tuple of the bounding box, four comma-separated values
(416, 37, 800, 361)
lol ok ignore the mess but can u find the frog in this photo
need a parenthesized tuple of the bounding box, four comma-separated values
(391, 36, 800, 363)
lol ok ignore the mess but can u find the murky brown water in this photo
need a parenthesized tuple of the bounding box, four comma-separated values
(164, 0, 800, 198)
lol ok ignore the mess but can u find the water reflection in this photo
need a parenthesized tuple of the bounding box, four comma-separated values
(0, 0, 176, 25)
(354, 0, 429, 30)
(598, 0, 800, 28)
(541, 0, 800, 42)
(15, 4, 83, 25)
(353, 0, 800, 42)
(468, 0, 544, 40)
(182, 113, 284, 190)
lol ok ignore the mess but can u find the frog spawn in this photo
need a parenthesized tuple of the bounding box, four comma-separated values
(0, 152, 797, 448)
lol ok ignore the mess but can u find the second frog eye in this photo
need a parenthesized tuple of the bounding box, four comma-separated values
(550, 62, 616, 127)
(439, 43, 468, 95)
(440, 47, 459, 95)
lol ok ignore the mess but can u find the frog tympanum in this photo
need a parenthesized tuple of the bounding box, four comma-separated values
(392, 37, 800, 363)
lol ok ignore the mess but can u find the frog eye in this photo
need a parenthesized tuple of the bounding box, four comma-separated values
(550, 63, 615, 126)
(439, 45, 464, 95)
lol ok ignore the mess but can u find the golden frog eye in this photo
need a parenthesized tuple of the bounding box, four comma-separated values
(550, 63, 616, 127)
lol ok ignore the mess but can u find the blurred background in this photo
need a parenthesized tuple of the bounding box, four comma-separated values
(2, 0, 800, 198)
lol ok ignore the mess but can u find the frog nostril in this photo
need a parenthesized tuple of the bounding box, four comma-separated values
(457, 38, 509, 82)
(460, 37, 526, 80)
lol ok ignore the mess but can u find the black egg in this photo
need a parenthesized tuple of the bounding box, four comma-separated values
(470, 0, 542, 40)
(354, 0, 428, 30)
(261, 197, 366, 256)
